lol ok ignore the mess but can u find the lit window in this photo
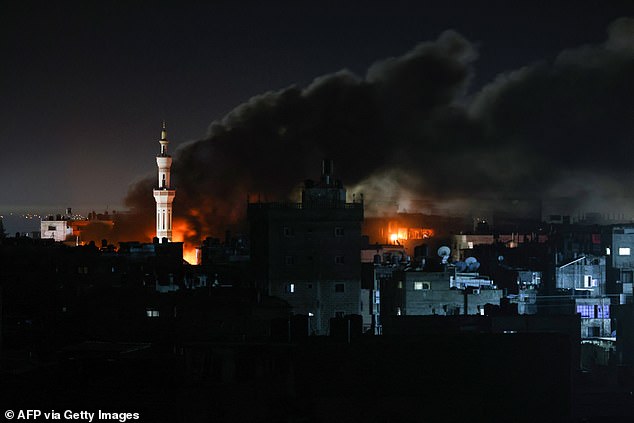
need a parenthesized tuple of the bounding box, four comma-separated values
(467, 241, 474, 249)
(146, 309, 160, 318)
(597, 304, 610, 318)
(287, 283, 295, 293)
(576, 304, 594, 318)
(619, 247, 631, 256)
(584, 275, 592, 288)
(606, 247, 611, 255)
(414, 282, 431, 290)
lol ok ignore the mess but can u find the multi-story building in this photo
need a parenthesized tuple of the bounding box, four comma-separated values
(40, 214, 73, 242)
(604, 225, 634, 301)
(248, 160, 364, 334)
(382, 268, 503, 317)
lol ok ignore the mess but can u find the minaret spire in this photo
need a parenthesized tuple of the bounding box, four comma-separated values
(159, 121, 169, 156)
(153, 122, 176, 241)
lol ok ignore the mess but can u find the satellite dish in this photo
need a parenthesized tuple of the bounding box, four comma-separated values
(455, 261, 467, 272)
(468, 262, 481, 271)
(437, 246, 451, 264)
(465, 256, 480, 271)
(437, 246, 451, 257)
(498, 255, 505, 262)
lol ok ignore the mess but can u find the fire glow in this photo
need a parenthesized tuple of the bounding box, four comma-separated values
(387, 226, 434, 245)
(172, 217, 199, 264)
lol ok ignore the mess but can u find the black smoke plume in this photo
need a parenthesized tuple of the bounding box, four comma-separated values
(125, 18, 634, 243)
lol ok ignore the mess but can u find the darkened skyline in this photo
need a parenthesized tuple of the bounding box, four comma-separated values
(2, 2, 633, 217)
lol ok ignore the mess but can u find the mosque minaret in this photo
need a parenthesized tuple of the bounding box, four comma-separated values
(153, 122, 176, 241)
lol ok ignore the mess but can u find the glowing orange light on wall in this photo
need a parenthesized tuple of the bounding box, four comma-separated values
(172, 217, 199, 264)
(388, 227, 434, 244)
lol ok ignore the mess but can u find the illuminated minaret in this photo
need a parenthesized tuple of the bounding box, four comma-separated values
(153, 122, 176, 241)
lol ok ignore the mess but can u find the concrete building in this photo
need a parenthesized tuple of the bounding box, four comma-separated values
(383, 269, 503, 317)
(40, 208, 89, 242)
(153, 123, 176, 241)
(556, 256, 606, 294)
(604, 225, 634, 302)
(248, 160, 364, 334)
(40, 214, 73, 242)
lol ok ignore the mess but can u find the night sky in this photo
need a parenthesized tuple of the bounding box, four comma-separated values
(2, 1, 633, 224)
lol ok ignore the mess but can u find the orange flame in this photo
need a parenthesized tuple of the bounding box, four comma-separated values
(172, 217, 200, 264)
(388, 227, 435, 244)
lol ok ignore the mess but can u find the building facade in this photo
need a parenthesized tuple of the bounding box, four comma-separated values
(248, 160, 364, 334)
(383, 269, 503, 317)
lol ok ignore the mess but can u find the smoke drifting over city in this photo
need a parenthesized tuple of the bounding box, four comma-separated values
(125, 18, 634, 242)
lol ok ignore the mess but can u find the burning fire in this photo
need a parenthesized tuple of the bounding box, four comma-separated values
(172, 217, 200, 264)
(388, 227, 434, 245)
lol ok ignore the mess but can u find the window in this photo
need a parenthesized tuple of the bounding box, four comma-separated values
(584, 275, 592, 288)
(576, 304, 595, 318)
(335, 255, 345, 264)
(335, 283, 345, 293)
(286, 283, 295, 293)
(467, 241, 474, 249)
(414, 281, 431, 290)
(283, 227, 294, 237)
(335, 227, 344, 237)
(623, 271, 633, 283)
(48, 225, 56, 231)
(285, 255, 295, 265)
(619, 247, 631, 256)
(335, 311, 345, 318)
(597, 304, 610, 318)
(606, 247, 611, 255)
(146, 309, 160, 318)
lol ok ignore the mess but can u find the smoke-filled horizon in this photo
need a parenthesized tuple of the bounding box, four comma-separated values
(125, 18, 634, 244)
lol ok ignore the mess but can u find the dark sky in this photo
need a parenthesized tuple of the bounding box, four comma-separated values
(1, 1, 632, 214)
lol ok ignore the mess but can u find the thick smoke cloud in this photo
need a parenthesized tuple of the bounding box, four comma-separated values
(125, 18, 634, 243)
(469, 17, 634, 215)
